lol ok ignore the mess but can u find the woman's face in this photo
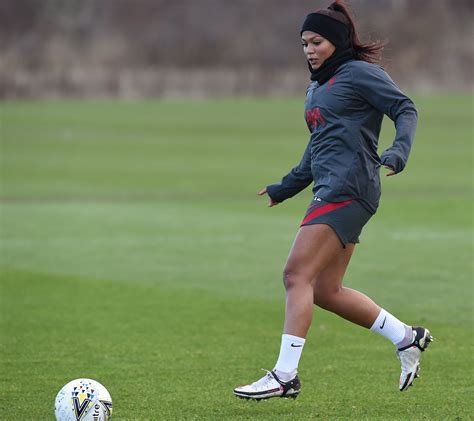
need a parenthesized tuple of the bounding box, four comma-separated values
(301, 31, 336, 69)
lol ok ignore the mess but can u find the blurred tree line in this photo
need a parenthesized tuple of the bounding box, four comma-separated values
(1, 0, 472, 97)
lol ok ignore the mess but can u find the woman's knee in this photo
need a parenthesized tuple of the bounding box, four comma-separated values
(282, 265, 312, 290)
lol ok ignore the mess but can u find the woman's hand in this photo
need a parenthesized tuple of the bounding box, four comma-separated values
(384, 165, 396, 177)
(258, 188, 279, 207)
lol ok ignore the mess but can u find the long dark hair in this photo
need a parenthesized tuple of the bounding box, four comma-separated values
(328, 0, 385, 63)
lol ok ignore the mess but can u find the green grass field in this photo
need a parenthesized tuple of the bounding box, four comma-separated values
(1, 95, 472, 420)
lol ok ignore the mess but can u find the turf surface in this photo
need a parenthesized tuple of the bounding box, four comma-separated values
(1, 96, 472, 420)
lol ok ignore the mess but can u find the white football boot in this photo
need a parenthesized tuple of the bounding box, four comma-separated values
(233, 369, 301, 400)
(396, 326, 433, 391)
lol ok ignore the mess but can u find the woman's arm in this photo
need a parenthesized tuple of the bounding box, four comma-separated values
(351, 63, 418, 174)
(265, 139, 313, 204)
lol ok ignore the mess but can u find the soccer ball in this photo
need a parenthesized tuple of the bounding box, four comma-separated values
(54, 378, 113, 421)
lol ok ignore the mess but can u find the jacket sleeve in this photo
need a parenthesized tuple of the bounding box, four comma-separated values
(351, 63, 418, 173)
(266, 139, 313, 203)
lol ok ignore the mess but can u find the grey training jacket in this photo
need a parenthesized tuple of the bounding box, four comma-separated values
(266, 60, 418, 214)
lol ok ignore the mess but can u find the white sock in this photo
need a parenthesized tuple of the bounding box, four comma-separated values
(273, 334, 305, 381)
(370, 308, 412, 347)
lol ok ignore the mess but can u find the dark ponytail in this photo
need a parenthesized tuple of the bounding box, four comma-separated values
(328, 0, 385, 63)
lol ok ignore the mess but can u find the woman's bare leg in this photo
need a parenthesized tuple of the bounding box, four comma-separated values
(310, 242, 433, 392)
(312, 243, 380, 328)
(282, 224, 344, 338)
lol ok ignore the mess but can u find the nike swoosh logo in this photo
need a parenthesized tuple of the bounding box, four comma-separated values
(380, 316, 387, 329)
(291, 343, 303, 348)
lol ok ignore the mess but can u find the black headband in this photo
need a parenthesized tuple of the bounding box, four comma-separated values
(300, 12, 349, 46)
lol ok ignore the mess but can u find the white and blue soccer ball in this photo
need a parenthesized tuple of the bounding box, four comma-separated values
(54, 378, 113, 421)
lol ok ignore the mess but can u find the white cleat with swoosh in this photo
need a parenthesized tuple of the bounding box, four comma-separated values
(397, 327, 433, 391)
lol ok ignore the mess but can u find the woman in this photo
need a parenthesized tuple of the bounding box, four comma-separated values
(233, 0, 432, 400)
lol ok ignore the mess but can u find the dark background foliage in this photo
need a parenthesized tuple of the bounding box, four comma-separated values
(1, 0, 472, 97)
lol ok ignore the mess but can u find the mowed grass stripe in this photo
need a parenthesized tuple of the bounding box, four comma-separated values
(1, 268, 471, 420)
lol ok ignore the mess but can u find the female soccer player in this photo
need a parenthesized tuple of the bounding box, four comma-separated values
(234, 0, 432, 400)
